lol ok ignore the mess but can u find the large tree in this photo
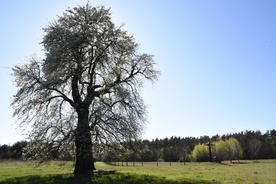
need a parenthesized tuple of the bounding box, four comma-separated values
(11, 4, 159, 175)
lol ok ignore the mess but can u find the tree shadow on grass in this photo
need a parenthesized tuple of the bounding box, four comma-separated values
(0, 173, 221, 184)
(0, 174, 81, 184)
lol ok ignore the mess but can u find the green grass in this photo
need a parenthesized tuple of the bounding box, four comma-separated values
(97, 160, 276, 183)
(0, 160, 275, 184)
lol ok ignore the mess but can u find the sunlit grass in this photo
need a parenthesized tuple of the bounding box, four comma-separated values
(0, 161, 73, 181)
(96, 160, 276, 183)
(0, 160, 275, 183)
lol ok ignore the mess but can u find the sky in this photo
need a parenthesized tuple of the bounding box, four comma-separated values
(1, 0, 276, 145)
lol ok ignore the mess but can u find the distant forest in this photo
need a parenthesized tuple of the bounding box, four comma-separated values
(1, 129, 275, 162)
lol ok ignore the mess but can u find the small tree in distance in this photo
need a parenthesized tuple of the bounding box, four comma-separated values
(248, 137, 262, 160)
(214, 139, 228, 160)
(192, 144, 209, 162)
(225, 138, 243, 162)
(11, 3, 159, 175)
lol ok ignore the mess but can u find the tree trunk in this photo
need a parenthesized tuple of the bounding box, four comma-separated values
(73, 107, 96, 175)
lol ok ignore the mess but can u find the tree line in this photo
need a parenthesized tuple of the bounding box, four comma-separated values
(0, 141, 27, 159)
(102, 129, 276, 163)
(0, 129, 275, 162)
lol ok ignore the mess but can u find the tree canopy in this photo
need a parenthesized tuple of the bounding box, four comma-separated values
(11, 3, 159, 175)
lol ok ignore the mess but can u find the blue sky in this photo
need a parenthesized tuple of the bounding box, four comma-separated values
(1, 0, 276, 144)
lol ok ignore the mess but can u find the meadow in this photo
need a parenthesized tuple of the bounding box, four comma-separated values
(0, 160, 275, 184)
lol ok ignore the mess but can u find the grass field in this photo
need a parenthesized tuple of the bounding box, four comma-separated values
(0, 160, 275, 183)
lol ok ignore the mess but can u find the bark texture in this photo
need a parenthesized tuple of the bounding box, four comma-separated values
(74, 107, 95, 175)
